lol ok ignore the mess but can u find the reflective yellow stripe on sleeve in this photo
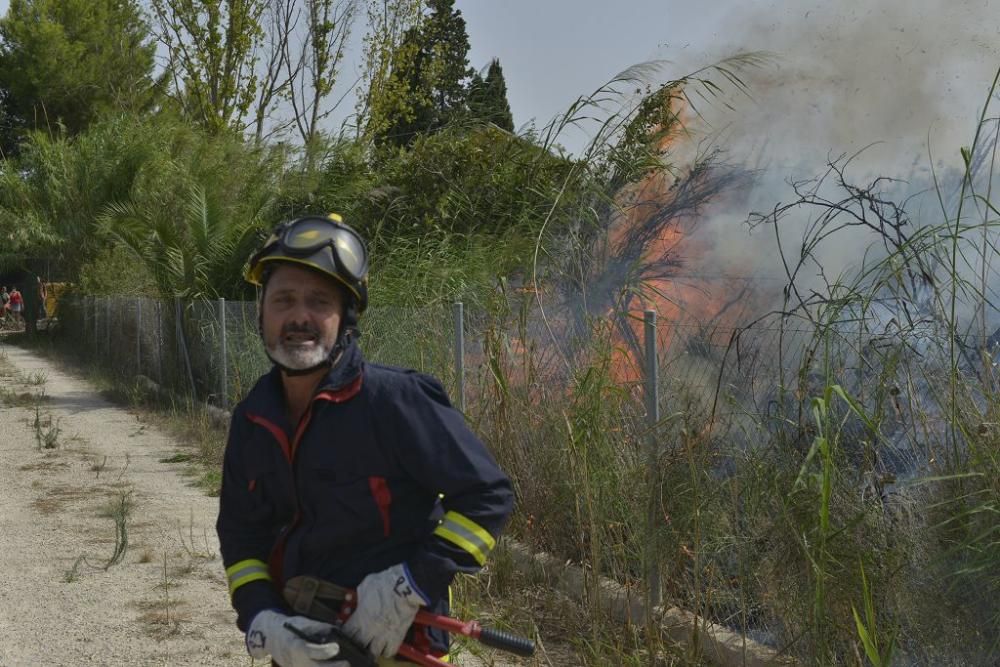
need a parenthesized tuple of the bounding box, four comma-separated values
(432, 511, 496, 566)
(225, 558, 271, 596)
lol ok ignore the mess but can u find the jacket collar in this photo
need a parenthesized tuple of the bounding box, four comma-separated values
(316, 336, 364, 393)
(246, 338, 365, 431)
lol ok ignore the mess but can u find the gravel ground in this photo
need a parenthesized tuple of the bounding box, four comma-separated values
(0, 342, 526, 667)
(0, 343, 246, 666)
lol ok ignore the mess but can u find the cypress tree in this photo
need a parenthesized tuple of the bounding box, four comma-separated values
(379, 0, 472, 146)
(468, 58, 514, 131)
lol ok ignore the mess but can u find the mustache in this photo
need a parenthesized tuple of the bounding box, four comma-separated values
(280, 322, 321, 337)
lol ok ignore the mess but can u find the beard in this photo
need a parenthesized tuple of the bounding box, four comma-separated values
(266, 322, 336, 371)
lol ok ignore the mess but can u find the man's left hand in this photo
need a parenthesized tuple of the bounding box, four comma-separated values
(341, 563, 428, 658)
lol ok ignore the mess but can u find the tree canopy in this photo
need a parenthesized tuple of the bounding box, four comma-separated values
(149, 0, 266, 135)
(375, 0, 472, 146)
(0, 0, 157, 146)
(0, 0, 553, 298)
(468, 58, 514, 131)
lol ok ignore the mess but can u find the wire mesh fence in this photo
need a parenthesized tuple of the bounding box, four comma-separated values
(57, 291, 969, 524)
(58, 295, 464, 411)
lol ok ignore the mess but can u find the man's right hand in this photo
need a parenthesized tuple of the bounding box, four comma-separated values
(246, 609, 349, 667)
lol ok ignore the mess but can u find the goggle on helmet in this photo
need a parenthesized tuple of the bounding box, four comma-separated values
(246, 213, 369, 314)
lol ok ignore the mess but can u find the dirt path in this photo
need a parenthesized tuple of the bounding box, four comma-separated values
(0, 343, 526, 667)
(0, 342, 246, 666)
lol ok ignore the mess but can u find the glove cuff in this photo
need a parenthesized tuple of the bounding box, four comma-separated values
(402, 562, 431, 606)
(245, 608, 284, 658)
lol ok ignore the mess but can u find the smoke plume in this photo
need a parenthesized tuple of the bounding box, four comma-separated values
(659, 0, 1000, 315)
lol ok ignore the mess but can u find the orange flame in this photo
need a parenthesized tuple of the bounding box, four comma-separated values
(608, 92, 756, 384)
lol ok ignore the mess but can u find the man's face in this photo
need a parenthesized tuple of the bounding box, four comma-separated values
(261, 264, 345, 371)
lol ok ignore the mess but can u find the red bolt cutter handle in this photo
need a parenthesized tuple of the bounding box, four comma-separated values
(413, 610, 536, 657)
(340, 591, 536, 664)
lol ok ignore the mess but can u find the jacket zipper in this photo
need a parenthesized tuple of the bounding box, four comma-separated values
(259, 373, 365, 585)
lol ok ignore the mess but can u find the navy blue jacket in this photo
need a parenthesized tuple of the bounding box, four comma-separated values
(216, 339, 514, 649)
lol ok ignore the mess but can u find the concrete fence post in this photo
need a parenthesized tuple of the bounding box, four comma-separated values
(218, 297, 228, 411)
(136, 299, 142, 376)
(453, 302, 465, 413)
(83, 296, 90, 349)
(106, 297, 112, 361)
(644, 309, 661, 609)
(156, 300, 164, 385)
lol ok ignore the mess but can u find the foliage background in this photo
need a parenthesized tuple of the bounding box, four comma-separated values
(2, 0, 998, 664)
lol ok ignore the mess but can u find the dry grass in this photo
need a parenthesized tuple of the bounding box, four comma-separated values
(31, 484, 93, 515)
(18, 459, 70, 472)
(134, 599, 190, 639)
(452, 555, 697, 666)
(0, 387, 46, 407)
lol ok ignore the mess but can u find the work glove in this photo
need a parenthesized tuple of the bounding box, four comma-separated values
(246, 609, 349, 667)
(341, 563, 429, 658)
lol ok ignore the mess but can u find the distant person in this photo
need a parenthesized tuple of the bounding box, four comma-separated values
(1, 286, 8, 309)
(9, 286, 23, 327)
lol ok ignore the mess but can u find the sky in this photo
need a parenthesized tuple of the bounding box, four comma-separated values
(458, 0, 736, 132)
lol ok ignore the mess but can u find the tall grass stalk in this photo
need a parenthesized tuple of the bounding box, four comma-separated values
(851, 561, 897, 667)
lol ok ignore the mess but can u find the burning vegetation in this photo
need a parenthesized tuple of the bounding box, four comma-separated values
(470, 62, 1000, 663)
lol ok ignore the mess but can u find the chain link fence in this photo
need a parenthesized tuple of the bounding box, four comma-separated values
(58, 295, 463, 410)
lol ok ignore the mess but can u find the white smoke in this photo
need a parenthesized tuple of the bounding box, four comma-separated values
(685, 0, 999, 170)
(651, 0, 1000, 327)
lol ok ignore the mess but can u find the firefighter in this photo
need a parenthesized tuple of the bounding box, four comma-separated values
(216, 214, 514, 666)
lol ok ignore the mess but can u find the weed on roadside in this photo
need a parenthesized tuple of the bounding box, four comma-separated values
(100, 490, 134, 569)
(63, 555, 87, 583)
(90, 455, 108, 477)
(0, 386, 45, 407)
(25, 370, 47, 386)
(135, 552, 187, 639)
(33, 406, 61, 449)
(177, 509, 216, 561)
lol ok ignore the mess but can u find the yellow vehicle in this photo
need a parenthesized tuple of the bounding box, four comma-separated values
(43, 282, 72, 319)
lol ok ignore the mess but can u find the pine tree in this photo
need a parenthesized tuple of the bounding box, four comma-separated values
(421, 0, 470, 124)
(468, 58, 514, 131)
(378, 0, 472, 146)
(0, 0, 158, 144)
